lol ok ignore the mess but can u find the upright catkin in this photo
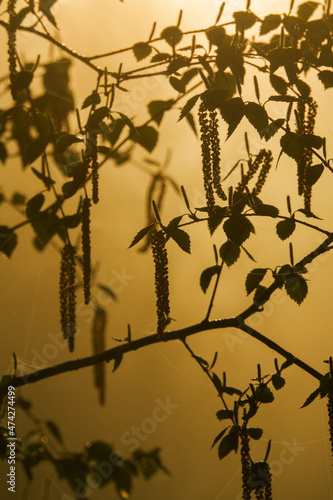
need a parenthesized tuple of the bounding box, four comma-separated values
(7, 0, 18, 100)
(81, 197, 92, 305)
(59, 244, 77, 352)
(240, 425, 252, 500)
(92, 306, 106, 405)
(198, 101, 216, 217)
(151, 229, 170, 337)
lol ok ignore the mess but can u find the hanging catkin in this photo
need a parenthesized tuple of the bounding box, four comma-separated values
(85, 132, 99, 204)
(327, 390, 333, 462)
(151, 229, 170, 337)
(233, 149, 273, 199)
(59, 244, 77, 352)
(92, 306, 106, 405)
(198, 101, 216, 217)
(240, 425, 252, 500)
(81, 197, 91, 305)
(296, 98, 317, 211)
(7, 0, 18, 100)
(253, 150, 273, 196)
(210, 109, 227, 201)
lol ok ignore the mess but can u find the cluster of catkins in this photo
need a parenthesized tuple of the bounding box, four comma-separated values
(235, 149, 273, 199)
(240, 426, 272, 500)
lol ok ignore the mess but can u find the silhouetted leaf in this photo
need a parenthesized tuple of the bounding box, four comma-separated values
(54, 132, 83, 154)
(45, 421, 63, 444)
(216, 409, 234, 421)
(161, 26, 183, 47)
(81, 91, 101, 110)
(254, 204, 279, 217)
(26, 193, 45, 218)
(12, 70, 33, 93)
(269, 74, 288, 95)
(305, 163, 324, 186)
(303, 134, 324, 150)
(220, 98, 245, 138)
(260, 14, 282, 35)
(233, 11, 257, 31)
(245, 102, 268, 137)
(318, 70, 333, 89)
(295, 79, 311, 98)
(185, 112, 197, 136)
(211, 427, 229, 449)
(133, 42, 152, 61)
(246, 268, 267, 295)
(129, 224, 155, 248)
(31, 167, 55, 189)
(25, 138, 48, 164)
(280, 133, 303, 161)
(301, 387, 320, 408)
(169, 76, 186, 93)
(276, 218, 296, 240)
(263, 118, 285, 140)
(216, 47, 245, 84)
(167, 227, 191, 253)
(148, 99, 173, 125)
(11, 192, 26, 205)
(0, 227, 17, 258)
(218, 426, 239, 459)
(178, 94, 200, 121)
(205, 25, 226, 46)
(285, 273, 308, 304)
(97, 284, 117, 301)
(217, 240, 239, 267)
(151, 53, 170, 63)
(133, 125, 158, 152)
(0, 142, 7, 164)
(248, 428, 263, 440)
(200, 265, 221, 293)
(87, 106, 109, 130)
(223, 215, 254, 245)
(253, 284, 267, 303)
(297, 1, 319, 20)
(39, 0, 58, 27)
(272, 374, 286, 390)
(255, 384, 274, 403)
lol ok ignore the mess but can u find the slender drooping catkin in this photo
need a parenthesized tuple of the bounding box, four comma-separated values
(59, 244, 77, 352)
(92, 306, 106, 405)
(296, 98, 317, 211)
(240, 426, 252, 500)
(151, 229, 170, 337)
(253, 150, 273, 196)
(85, 132, 99, 204)
(198, 101, 216, 217)
(81, 197, 91, 305)
(327, 389, 333, 462)
(7, 0, 18, 100)
(210, 109, 227, 201)
(91, 138, 99, 204)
